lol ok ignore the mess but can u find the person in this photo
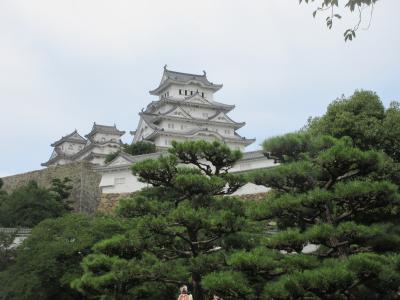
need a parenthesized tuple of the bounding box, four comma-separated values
(178, 285, 192, 300)
(213, 294, 223, 300)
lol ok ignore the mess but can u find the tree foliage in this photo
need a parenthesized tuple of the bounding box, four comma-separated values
(0, 214, 128, 300)
(307, 90, 400, 163)
(73, 141, 258, 300)
(0, 180, 69, 228)
(299, 0, 379, 41)
(248, 91, 400, 299)
(105, 141, 157, 164)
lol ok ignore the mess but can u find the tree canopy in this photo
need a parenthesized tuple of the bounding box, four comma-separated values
(72, 141, 259, 300)
(105, 141, 157, 164)
(0, 214, 129, 300)
(248, 90, 400, 299)
(0, 178, 72, 228)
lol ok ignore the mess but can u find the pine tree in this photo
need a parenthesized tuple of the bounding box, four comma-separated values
(73, 141, 262, 300)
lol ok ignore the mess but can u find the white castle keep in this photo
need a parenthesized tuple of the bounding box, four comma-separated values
(43, 67, 275, 195)
(132, 66, 255, 151)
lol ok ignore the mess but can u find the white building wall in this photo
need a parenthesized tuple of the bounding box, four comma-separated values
(58, 142, 84, 156)
(162, 84, 214, 101)
(100, 169, 149, 194)
(91, 133, 121, 143)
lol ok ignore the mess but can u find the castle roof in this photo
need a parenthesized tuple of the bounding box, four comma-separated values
(41, 148, 72, 166)
(51, 130, 86, 147)
(144, 128, 255, 146)
(149, 66, 223, 95)
(139, 110, 246, 129)
(145, 96, 235, 113)
(85, 123, 125, 139)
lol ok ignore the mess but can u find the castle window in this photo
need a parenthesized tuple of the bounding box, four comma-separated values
(202, 112, 209, 118)
(185, 90, 188, 96)
(190, 91, 193, 95)
(179, 89, 182, 95)
(68, 145, 73, 150)
(168, 123, 174, 129)
(201, 92, 204, 98)
(181, 124, 184, 130)
(115, 178, 125, 185)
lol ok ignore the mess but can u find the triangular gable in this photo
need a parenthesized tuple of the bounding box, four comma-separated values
(107, 154, 133, 167)
(70, 132, 86, 141)
(209, 111, 235, 123)
(50, 149, 58, 159)
(184, 94, 212, 105)
(164, 106, 192, 119)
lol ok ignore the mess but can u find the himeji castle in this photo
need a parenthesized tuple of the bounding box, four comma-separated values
(41, 67, 275, 195)
(132, 66, 255, 151)
(96, 67, 275, 194)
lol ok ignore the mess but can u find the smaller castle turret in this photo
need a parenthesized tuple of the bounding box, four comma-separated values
(42, 123, 125, 167)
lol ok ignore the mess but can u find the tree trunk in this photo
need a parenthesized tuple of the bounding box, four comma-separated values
(191, 272, 205, 300)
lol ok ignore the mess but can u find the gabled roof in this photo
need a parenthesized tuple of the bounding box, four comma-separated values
(144, 128, 255, 146)
(140, 108, 245, 129)
(149, 66, 223, 95)
(51, 130, 86, 147)
(145, 98, 235, 114)
(41, 149, 72, 166)
(208, 111, 239, 124)
(85, 123, 125, 139)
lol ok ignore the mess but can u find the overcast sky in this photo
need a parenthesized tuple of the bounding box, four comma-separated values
(0, 0, 399, 177)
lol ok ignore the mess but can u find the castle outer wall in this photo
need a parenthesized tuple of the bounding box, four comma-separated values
(2, 162, 101, 214)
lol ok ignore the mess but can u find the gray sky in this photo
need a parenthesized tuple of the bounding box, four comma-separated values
(1, 0, 399, 177)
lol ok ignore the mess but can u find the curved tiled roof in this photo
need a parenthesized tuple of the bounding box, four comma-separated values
(144, 128, 255, 146)
(51, 130, 86, 147)
(85, 123, 125, 139)
(146, 99, 235, 114)
(150, 66, 223, 95)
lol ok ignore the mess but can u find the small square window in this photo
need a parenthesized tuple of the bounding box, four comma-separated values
(115, 178, 125, 185)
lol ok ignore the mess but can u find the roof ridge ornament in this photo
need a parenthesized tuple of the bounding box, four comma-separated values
(203, 70, 206, 76)
(164, 64, 168, 70)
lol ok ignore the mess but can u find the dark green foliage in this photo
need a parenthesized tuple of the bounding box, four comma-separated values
(50, 177, 73, 210)
(124, 141, 157, 156)
(243, 91, 400, 298)
(0, 180, 68, 227)
(308, 91, 400, 162)
(73, 141, 261, 300)
(105, 141, 157, 164)
(0, 214, 128, 300)
(169, 140, 242, 175)
(0, 230, 18, 270)
(105, 150, 120, 164)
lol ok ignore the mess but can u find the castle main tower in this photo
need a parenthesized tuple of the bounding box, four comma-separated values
(131, 66, 254, 151)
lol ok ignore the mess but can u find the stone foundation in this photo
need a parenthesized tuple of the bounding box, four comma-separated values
(1, 162, 101, 214)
